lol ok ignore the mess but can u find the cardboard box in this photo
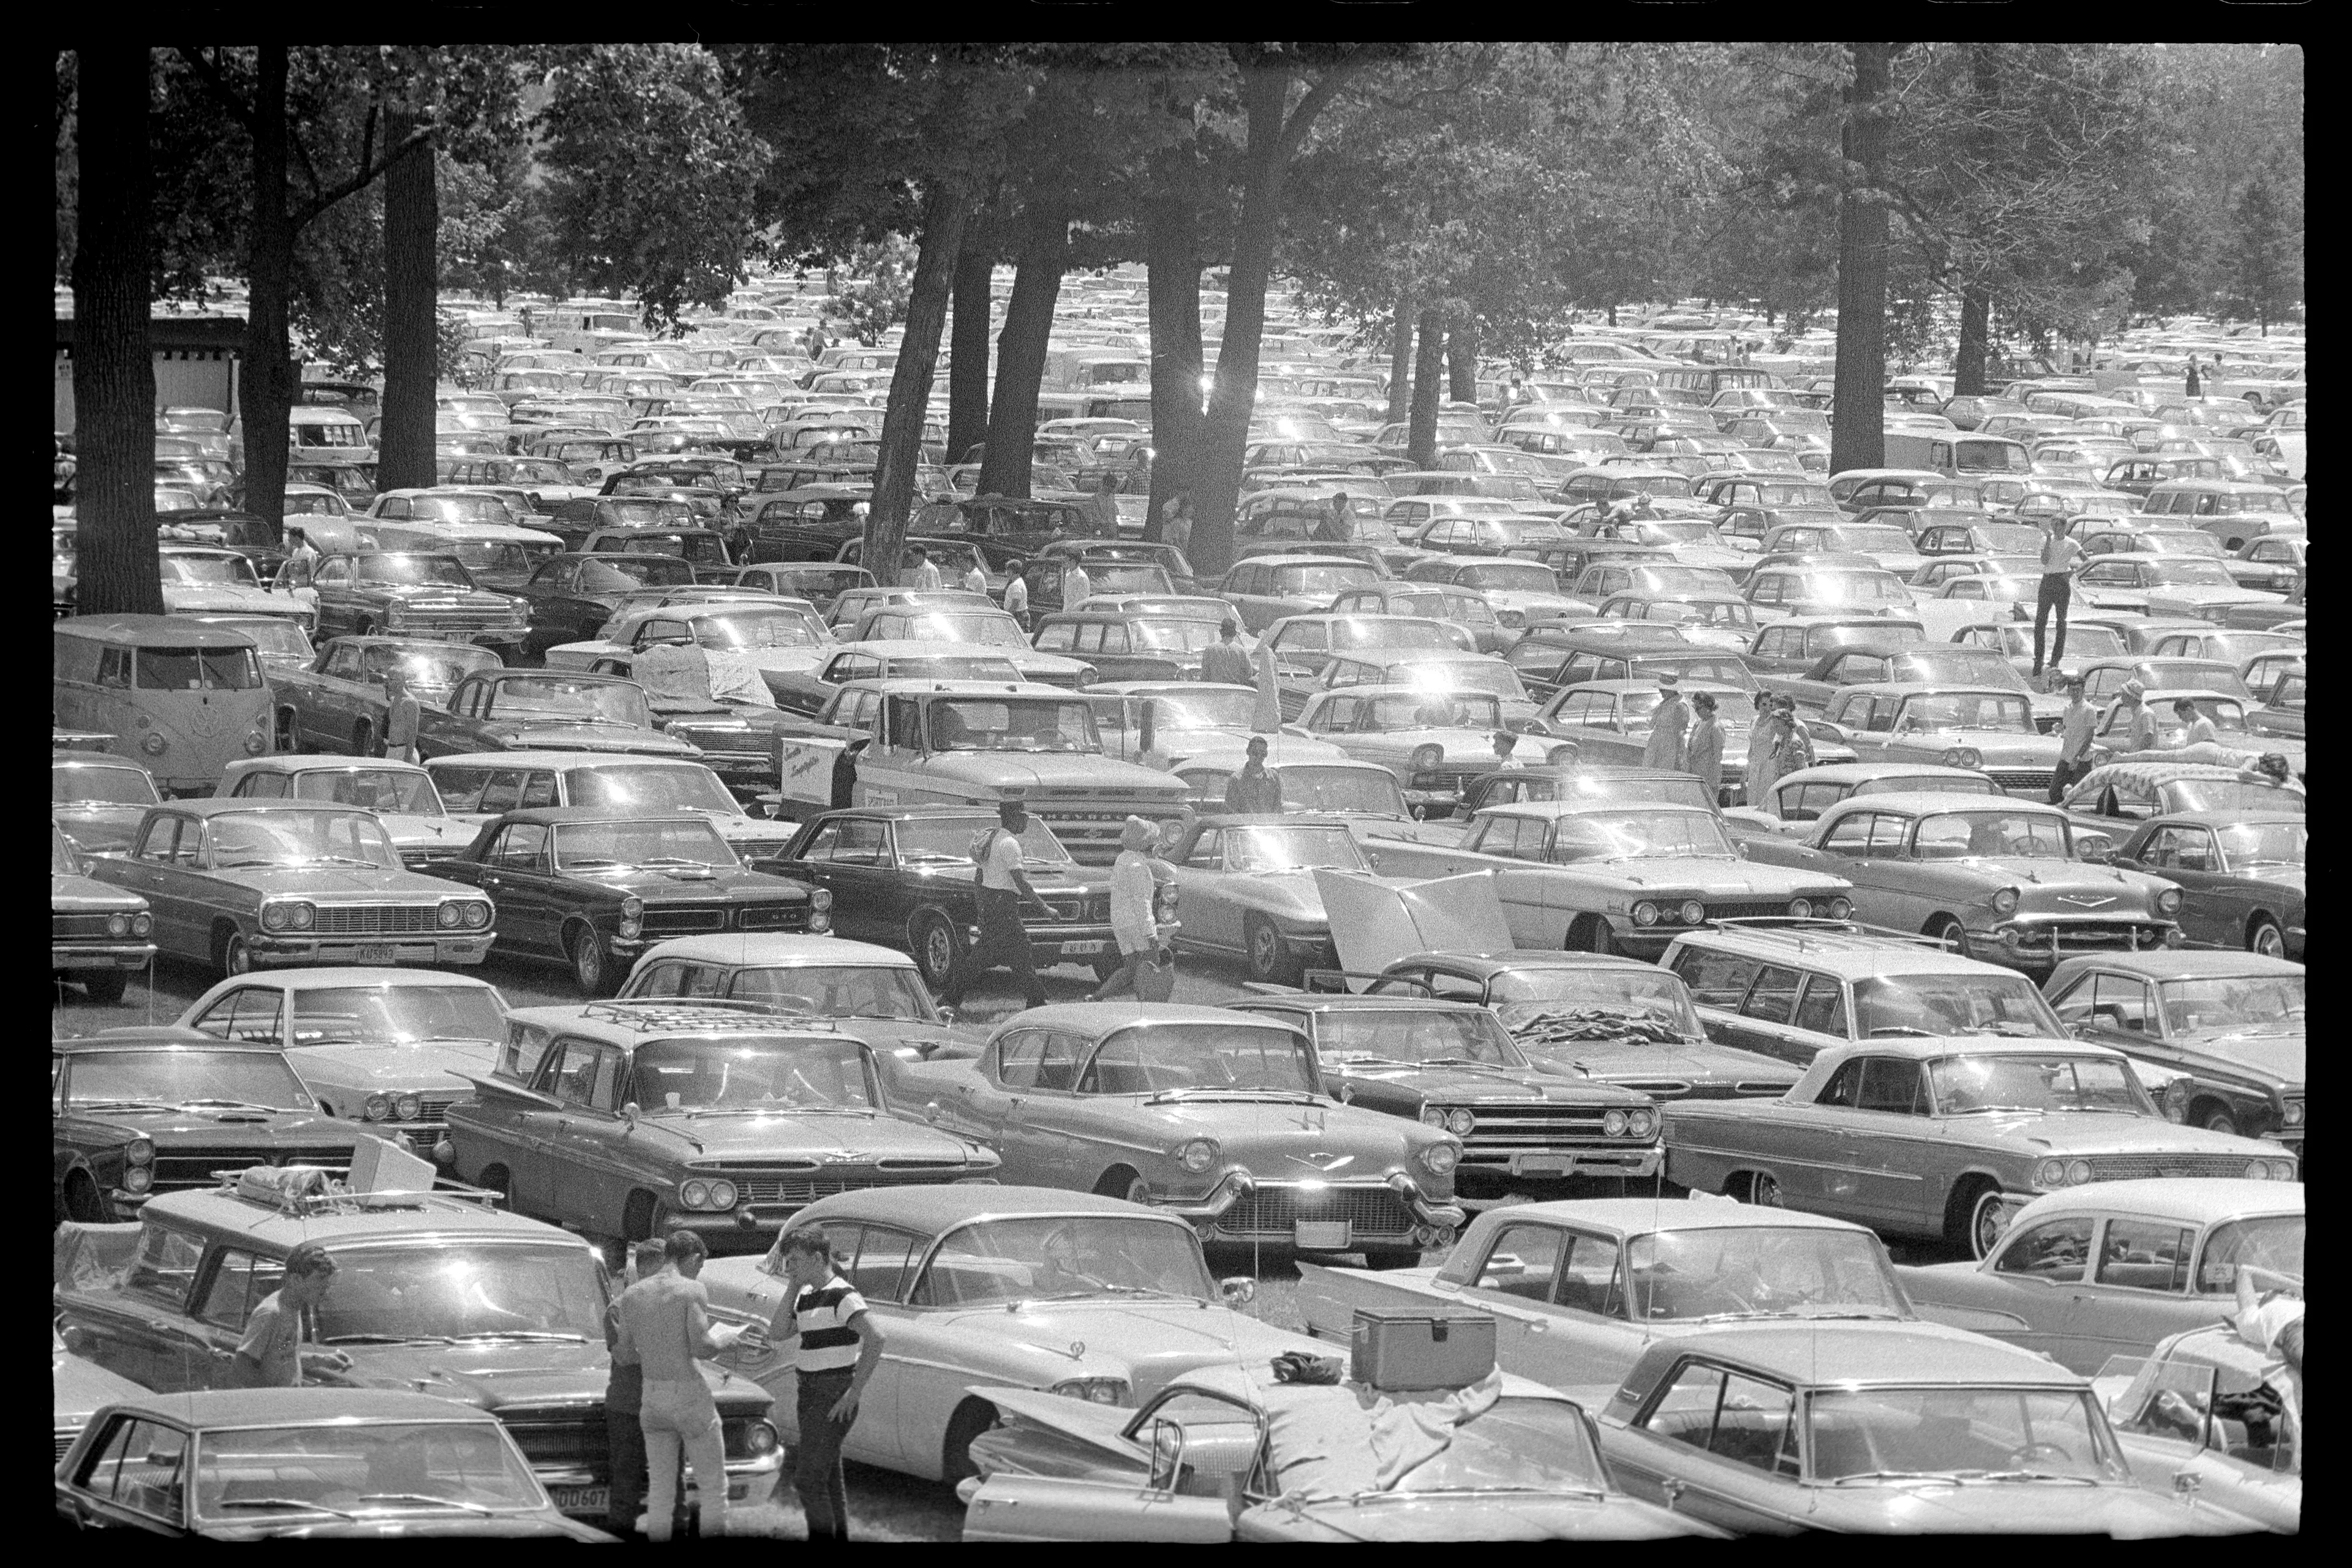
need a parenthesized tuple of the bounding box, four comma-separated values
(1349, 1306, 1496, 1392)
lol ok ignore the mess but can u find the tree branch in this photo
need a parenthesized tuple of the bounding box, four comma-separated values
(175, 46, 255, 132)
(1275, 48, 1368, 162)
(293, 121, 434, 230)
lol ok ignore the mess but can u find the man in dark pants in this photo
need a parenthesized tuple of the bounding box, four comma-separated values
(2031, 512, 2085, 682)
(774, 1230, 885, 1541)
(940, 798, 1054, 1010)
(604, 1238, 671, 1542)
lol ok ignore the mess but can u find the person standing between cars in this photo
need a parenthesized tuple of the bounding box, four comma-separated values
(1159, 492, 1194, 560)
(958, 551, 989, 597)
(2174, 696, 2218, 748)
(1084, 473, 1122, 538)
(771, 1230, 885, 1542)
(1224, 735, 1286, 813)
(2050, 677, 2097, 802)
(1201, 620, 1256, 688)
(382, 667, 421, 765)
(941, 798, 1054, 1011)
(1685, 691, 1725, 811)
(1087, 816, 1173, 1001)
(229, 1243, 352, 1387)
(605, 1238, 669, 1542)
(616, 1230, 745, 1544)
(1746, 699, 1789, 812)
(1643, 674, 1689, 771)
(1001, 565, 1030, 627)
(1490, 729, 1523, 771)
(2185, 355, 2204, 398)
(907, 545, 943, 594)
(1773, 695, 1816, 781)
(2113, 679, 2158, 754)
(1319, 491, 1354, 543)
(1060, 558, 1093, 614)
(2030, 511, 2085, 680)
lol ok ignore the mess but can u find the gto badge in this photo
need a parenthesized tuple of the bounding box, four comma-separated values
(2056, 894, 2116, 909)
(1286, 1152, 1354, 1174)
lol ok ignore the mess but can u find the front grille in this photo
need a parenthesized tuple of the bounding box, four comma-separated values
(1041, 895, 1101, 922)
(503, 1414, 608, 1473)
(314, 904, 442, 935)
(150, 1144, 356, 1191)
(641, 906, 728, 935)
(1987, 769, 2056, 794)
(2086, 1154, 2275, 1182)
(2005, 921, 2174, 955)
(1447, 1104, 1620, 1152)
(401, 1094, 460, 1129)
(53, 913, 118, 940)
(1702, 899, 1805, 922)
(732, 1164, 973, 1207)
(1215, 1183, 1417, 1240)
(737, 903, 809, 932)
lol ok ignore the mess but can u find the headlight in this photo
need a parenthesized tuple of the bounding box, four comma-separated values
(2034, 1157, 2067, 1188)
(2155, 888, 2184, 916)
(1444, 1107, 1475, 1137)
(1677, 899, 1706, 925)
(709, 1179, 739, 1210)
(681, 1178, 713, 1209)
(124, 1166, 153, 1193)
(364, 1094, 392, 1121)
(126, 1137, 153, 1166)
(1827, 897, 1852, 920)
(1409, 743, 1444, 771)
(619, 895, 644, 938)
(2270, 1159, 2296, 1180)
(1603, 1109, 1629, 1136)
(1177, 1137, 1218, 1174)
(1420, 1106, 1447, 1128)
(1628, 1109, 1656, 1139)
(105, 912, 131, 937)
(1421, 1140, 1460, 1177)
(2243, 1160, 2269, 1181)
(464, 901, 492, 929)
(382, 603, 405, 626)
(1991, 887, 2020, 916)
(1786, 899, 1812, 919)
(437, 900, 465, 928)
(1051, 1378, 1129, 1406)
(810, 887, 834, 911)
(261, 903, 290, 932)
(243, 729, 267, 754)
(2065, 1158, 2092, 1185)
(2283, 1100, 2305, 1127)
(394, 1094, 423, 1122)
(1942, 747, 1982, 769)
(742, 1420, 779, 1455)
(141, 731, 167, 755)
(1631, 901, 1660, 927)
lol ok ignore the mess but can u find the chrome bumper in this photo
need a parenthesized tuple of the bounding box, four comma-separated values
(51, 943, 154, 970)
(251, 933, 494, 965)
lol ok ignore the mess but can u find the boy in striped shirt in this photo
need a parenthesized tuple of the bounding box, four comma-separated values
(774, 1230, 884, 1540)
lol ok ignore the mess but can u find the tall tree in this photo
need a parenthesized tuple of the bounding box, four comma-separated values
(946, 233, 995, 463)
(2226, 176, 2299, 334)
(863, 187, 970, 581)
(1143, 136, 1207, 531)
(377, 105, 438, 492)
(1406, 305, 1444, 468)
(1830, 43, 1898, 476)
(976, 199, 1069, 499)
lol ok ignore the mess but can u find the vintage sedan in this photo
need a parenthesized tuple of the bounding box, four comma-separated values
(1820, 683, 2062, 796)
(1740, 792, 2182, 976)
(1288, 684, 1548, 813)
(175, 968, 507, 1158)
(1281, 648, 1539, 731)
(694, 1188, 1325, 1479)
(424, 807, 825, 996)
(1446, 763, 1720, 820)
(53, 822, 154, 1005)
(426, 749, 799, 858)
(2098, 1321, 2301, 1533)
(2070, 553, 2282, 623)
(2108, 813, 2302, 960)
(1295, 1199, 1916, 1392)
(509, 550, 701, 658)
(53, 1327, 148, 1467)
(1531, 680, 1762, 803)
(1897, 1179, 2302, 1375)
(445, 1000, 998, 1251)
(53, 1031, 362, 1205)
(1723, 761, 1998, 835)
(2056, 760, 2302, 855)
(1588, 1322, 2230, 1536)
(270, 636, 503, 758)
(961, 1362, 1709, 1542)
(52, 749, 165, 856)
(544, 596, 832, 683)
(1665, 1037, 2298, 1257)
(51, 1177, 779, 1519)
(1366, 800, 1853, 959)
(1225, 995, 1662, 1188)
(767, 639, 1023, 717)
(2046, 952, 2304, 1153)
(307, 551, 529, 655)
(55, 1389, 612, 1540)
(1164, 815, 1425, 985)
(889, 1003, 1466, 1265)
(411, 667, 700, 761)
(618, 933, 973, 1060)
(218, 757, 477, 867)
(88, 801, 494, 977)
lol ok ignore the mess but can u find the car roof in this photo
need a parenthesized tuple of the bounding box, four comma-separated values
(228, 756, 431, 775)
(198, 967, 499, 992)
(1628, 1321, 2082, 1390)
(1463, 1195, 1871, 1241)
(55, 1028, 253, 1053)
(1474, 798, 1716, 823)
(1388, 948, 1662, 977)
(483, 805, 717, 827)
(469, 666, 632, 685)
(1557, 678, 1750, 695)
(637, 934, 915, 968)
(424, 750, 711, 772)
(505, 999, 860, 1045)
(986, 1002, 1305, 1037)
(135, 1184, 595, 1246)
(1817, 790, 2064, 819)
(1833, 682, 2026, 701)
(52, 751, 149, 769)
(2133, 810, 2304, 829)
(1668, 924, 2002, 976)
(1765, 763, 1988, 786)
(2043, 950, 2306, 988)
(55, 614, 258, 648)
(90, 1388, 510, 1430)
(1231, 994, 1493, 1016)
(789, 1183, 1185, 1235)
(134, 798, 386, 820)
(2001, 1178, 2302, 1229)
(1231, 553, 1380, 569)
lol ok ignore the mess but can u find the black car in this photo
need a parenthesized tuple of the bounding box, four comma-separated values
(511, 551, 701, 658)
(541, 495, 699, 549)
(1502, 622, 1702, 700)
(425, 806, 827, 995)
(750, 806, 1117, 992)
(159, 510, 293, 582)
(742, 484, 875, 564)
(53, 1031, 363, 1213)
(910, 494, 1089, 562)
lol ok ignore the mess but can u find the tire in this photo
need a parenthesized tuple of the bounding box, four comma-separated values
(1746, 1172, 1786, 1208)
(1361, 1248, 1423, 1270)
(1566, 914, 1616, 954)
(567, 922, 615, 998)
(1094, 1167, 1152, 1206)
(1926, 916, 1967, 954)
(2196, 1102, 2242, 1138)
(62, 1169, 105, 1225)
(911, 911, 963, 993)
(214, 924, 253, 979)
(352, 720, 377, 759)
(82, 968, 129, 1006)
(1948, 1178, 2005, 1259)
(276, 707, 300, 753)
(353, 617, 376, 638)
(941, 1399, 999, 1485)
(2248, 916, 2285, 959)
(1246, 916, 1302, 986)
(623, 1191, 663, 1245)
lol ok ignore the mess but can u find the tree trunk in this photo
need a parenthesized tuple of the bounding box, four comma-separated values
(976, 202, 1068, 500)
(1447, 315, 1478, 403)
(1830, 42, 1894, 476)
(239, 43, 295, 539)
(863, 189, 970, 588)
(946, 238, 992, 464)
(1190, 72, 1290, 578)
(377, 110, 439, 494)
(1953, 285, 1991, 399)
(1144, 168, 1204, 540)
(1384, 297, 1412, 424)
(1407, 307, 1446, 469)
(71, 41, 162, 618)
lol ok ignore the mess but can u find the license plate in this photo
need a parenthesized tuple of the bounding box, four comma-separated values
(550, 1485, 608, 1513)
(54, 952, 120, 968)
(1294, 1220, 1352, 1251)
(353, 944, 398, 964)
(1516, 1155, 1571, 1177)
(1060, 940, 1106, 957)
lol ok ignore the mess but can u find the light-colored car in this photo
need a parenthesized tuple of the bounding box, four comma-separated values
(51, 823, 154, 1006)
(218, 756, 477, 867)
(424, 748, 801, 856)
(270, 635, 504, 759)
(616, 933, 976, 1060)
(2071, 554, 2282, 622)
(1161, 814, 1424, 984)
(2097, 1321, 2301, 1533)
(1723, 760, 1999, 837)
(695, 1186, 1325, 1477)
(1819, 682, 2063, 796)
(1287, 684, 1548, 813)
(1898, 1178, 2302, 1374)
(1082, 682, 1346, 772)
(1284, 647, 1537, 729)
(544, 597, 833, 690)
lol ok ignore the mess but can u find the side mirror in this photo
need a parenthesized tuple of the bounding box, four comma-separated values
(1218, 1276, 1256, 1307)
(922, 1099, 943, 1124)
(2078, 846, 2114, 865)
(937, 1004, 959, 1025)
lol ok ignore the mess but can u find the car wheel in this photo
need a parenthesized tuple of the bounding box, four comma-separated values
(941, 1399, 999, 1485)
(275, 707, 300, 752)
(82, 968, 129, 1006)
(2248, 917, 2285, 959)
(1566, 914, 1616, 954)
(1926, 916, 1967, 954)
(623, 1191, 665, 1245)
(1246, 916, 1302, 985)
(216, 925, 253, 978)
(353, 617, 375, 638)
(568, 924, 614, 998)
(352, 720, 377, 758)
(1967, 1187, 2011, 1261)
(2198, 1103, 2243, 1138)
(1746, 1172, 1785, 1208)
(912, 911, 963, 992)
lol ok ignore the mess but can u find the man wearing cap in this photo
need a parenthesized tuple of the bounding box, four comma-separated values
(2031, 512, 2085, 682)
(2050, 676, 2096, 802)
(940, 799, 1054, 1011)
(1224, 736, 1284, 813)
(1087, 817, 1174, 1001)
(1201, 620, 1256, 688)
(1685, 692, 1725, 811)
(1643, 673, 1689, 771)
(2112, 679, 2158, 754)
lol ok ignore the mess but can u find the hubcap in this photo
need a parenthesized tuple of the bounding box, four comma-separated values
(1975, 1195, 2004, 1256)
(2253, 925, 2283, 957)
(225, 937, 250, 975)
(575, 935, 602, 991)
(1754, 1175, 1783, 1207)
(1251, 925, 1278, 972)
(1125, 1178, 1150, 1205)
(924, 922, 954, 981)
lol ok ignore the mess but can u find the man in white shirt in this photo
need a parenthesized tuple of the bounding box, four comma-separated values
(1003, 570, 1030, 627)
(959, 551, 988, 596)
(907, 545, 943, 593)
(1086, 816, 1170, 1000)
(2174, 696, 2218, 747)
(1060, 560, 1093, 614)
(2032, 513, 2085, 680)
(940, 799, 1054, 1010)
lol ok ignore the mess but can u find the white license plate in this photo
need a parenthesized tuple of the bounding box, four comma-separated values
(1294, 1220, 1352, 1251)
(353, 944, 398, 965)
(1516, 1155, 1571, 1177)
(550, 1485, 608, 1513)
(1060, 940, 1107, 956)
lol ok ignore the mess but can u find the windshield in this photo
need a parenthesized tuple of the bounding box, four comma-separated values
(287, 985, 505, 1046)
(63, 1049, 314, 1110)
(1485, 968, 1705, 1037)
(1909, 810, 2071, 861)
(192, 1420, 545, 1521)
(406, 496, 510, 526)
(1758, 484, 1833, 506)
(488, 676, 650, 728)
(1854, 974, 2067, 1038)
(288, 769, 445, 815)
(1547, 810, 1736, 862)
(208, 810, 400, 870)
(1396, 663, 1525, 701)
(1626, 1227, 1909, 1321)
(2157, 975, 2305, 1035)
(632, 1034, 877, 1111)
(1144, 690, 1256, 728)
(1314, 1009, 1518, 1066)
(2144, 559, 2239, 587)
(1074, 1022, 1319, 1096)
(726, 965, 937, 1023)
(311, 1240, 605, 1344)
(1806, 570, 1911, 604)
(1904, 652, 2022, 689)
(2214, 821, 2305, 867)
(551, 818, 738, 871)
(893, 816, 1072, 868)
(51, 825, 82, 875)
(135, 646, 265, 691)
(1830, 526, 1918, 554)
(1817, 624, 1924, 653)
(1331, 620, 1459, 652)
(910, 1216, 1212, 1308)
(1614, 690, 1758, 731)
(1221, 824, 1367, 872)
(355, 556, 475, 589)
(693, 610, 823, 650)
(443, 542, 540, 577)
(211, 620, 312, 658)
(1807, 1387, 2125, 1484)
(1627, 521, 1724, 547)
(901, 613, 1025, 648)
(566, 763, 737, 814)
(2166, 779, 2302, 815)
(1117, 621, 1219, 660)
(1280, 565, 1379, 596)
(1365, 692, 1505, 730)
(577, 557, 696, 591)
(389, 649, 500, 695)
(1898, 693, 2034, 732)
(2198, 1215, 2303, 1291)
(55, 764, 160, 805)
(929, 698, 1096, 752)
(1457, 562, 1558, 593)
(1928, 1052, 2154, 1115)
(161, 555, 260, 587)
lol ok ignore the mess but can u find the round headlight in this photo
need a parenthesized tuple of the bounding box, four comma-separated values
(141, 731, 167, 755)
(2155, 888, 2184, 916)
(709, 1179, 739, 1210)
(1177, 1137, 1218, 1174)
(126, 1137, 154, 1166)
(243, 729, 267, 755)
(1991, 887, 2021, 916)
(1603, 1109, 1629, 1137)
(1409, 744, 1445, 771)
(261, 903, 290, 932)
(1678, 899, 1706, 925)
(1445, 1107, 1475, 1138)
(394, 1094, 423, 1121)
(680, 1178, 712, 1209)
(465, 901, 491, 929)
(2034, 1157, 2068, 1188)
(744, 1420, 778, 1455)
(106, 912, 131, 937)
(1629, 1109, 1657, 1139)
(1942, 747, 1983, 770)
(124, 1166, 153, 1193)
(1631, 901, 1660, 927)
(2283, 1101, 2305, 1127)
(1420, 1106, 1448, 1128)
(1827, 897, 1852, 920)
(2065, 1159, 2093, 1185)
(2271, 1159, 2297, 1181)
(285, 902, 314, 931)
(810, 887, 834, 911)
(1421, 1141, 1459, 1177)
(1786, 898, 1812, 919)
(131, 911, 154, 937)
(363, 1094, 392, 1121)
(2244, 1160, 2269, 1181)
(437, 900, 464, 929)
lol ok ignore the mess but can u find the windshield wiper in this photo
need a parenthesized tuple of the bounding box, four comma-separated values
(1864, 1025, 1937, 1037)
(447, 1330, 587, 1343)
(178, 1099, 290, 1112)
(1147, 1088, 1319, 1104)
(355, 1493, 494, 1515)
(638, 857, 713, 869)
(219, 1498, 357, 1518)
(560, 858, 631, 869)
(1956, 1470, 2100, 1486)
(76, 1099, 176, 1112)
(1942, 1104, 2040, 1115)
(1828, 1470, 1960, 1487)
(296, 855, 382, 867)
(322, 1332, 454, 1345)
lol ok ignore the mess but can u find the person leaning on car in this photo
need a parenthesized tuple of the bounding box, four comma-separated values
(616, 1230, 745, 1544)
(604, 1238, 670, 1543)
(230, 1242, 352, 1387)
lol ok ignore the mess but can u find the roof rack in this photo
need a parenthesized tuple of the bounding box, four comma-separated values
(1697, 917, 1952, 952)
(575, 998, 843, 1033)
(216, 1166, 505, 1215)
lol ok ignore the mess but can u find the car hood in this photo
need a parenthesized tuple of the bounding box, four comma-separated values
(628, 1107, 986, 1161)
(482, 719, 700, 755)
(1959, 860, 2171, 910)
(1899, 731, 2057, 761)
(379, 815, 477, 852)
(197, 865, 475, 900)
(1517, 1036, 1798, 1093)
(334, 1340, 767, 1415)
(1484, 590, 1597, 616)
(72, 1106, 356, 1144)
(200, 1518, 600, 1542)
(54, 1348, 149, 1428)
(1941, 1110, 2280, 1157)
(2161, 1028, 2305, 1085)
(1561, 857, 1848, 896)
(937, 1300, 1319, 1397)
(52, 804, 152, 855)
(1354, 728, 1548, 763)
(1252, 1495, 1703, 1543)
(1122, 1099, 1440, 1173)
(285, 1038, 499, 1090)
(919, 753, 1191, 794)
(366, 585, 515, 611)
(566, 863, 809, 902)
(51, 872, 146, 912)
(1329, 1059, 1640, 1104)
(1789, 1480, 2223, 1537)
(162, 584, 290, 616)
